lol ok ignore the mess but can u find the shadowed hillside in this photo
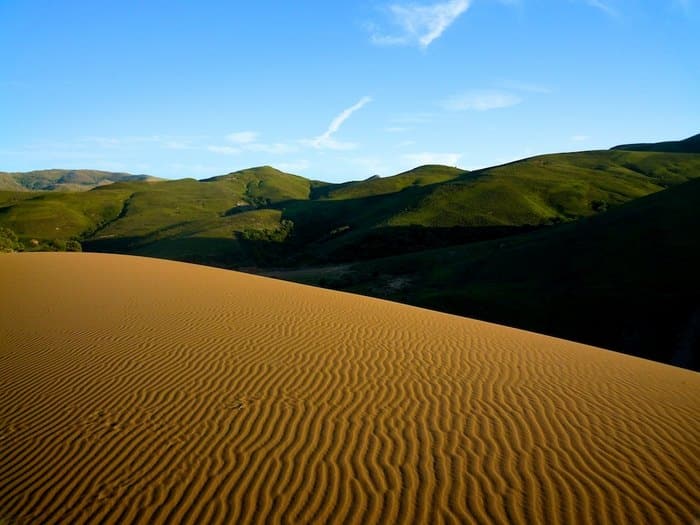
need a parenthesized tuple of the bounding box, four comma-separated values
(294, 177, 700, 369)
(4, 151, 700, 263)
(612, 133, 700, 153)
(2, 143, 699, 368)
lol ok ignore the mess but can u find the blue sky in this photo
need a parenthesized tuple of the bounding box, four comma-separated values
(1, 0, 698, 182)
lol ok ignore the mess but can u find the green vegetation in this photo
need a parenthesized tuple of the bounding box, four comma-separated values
(0, 227, 23, 252)
(0, 225, 82, 252)
(612, 133, 700, 154)
(296, 177, 700, 370)
(2, 140, 699, 368)
(0, 173, 26, 192)
(0, 184, 133, 240)
(3, 151, 700, 265)
(0, 169, 160, 192)
(203, 165, 312, 203)
(310, 165, 465, 200)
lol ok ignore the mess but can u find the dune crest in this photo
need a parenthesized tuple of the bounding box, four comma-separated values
(1, 253, 698, 524)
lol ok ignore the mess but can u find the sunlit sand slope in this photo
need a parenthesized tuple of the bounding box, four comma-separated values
(1, 253, 698, 524)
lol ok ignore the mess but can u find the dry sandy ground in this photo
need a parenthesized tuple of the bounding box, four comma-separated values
(1, 252, 698, 524)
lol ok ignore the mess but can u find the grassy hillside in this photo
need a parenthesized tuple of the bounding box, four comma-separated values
(0, 184, 134, 240)
(0, 169, 159, 192)
(2, 151, 700, 266)
(2, 144, 699, 368)
(611, 133, 700, 153)
(203, 165, 312, 203)
(310, 165, 465, 200)
(389, 150, 700, 226)
(84, 167, 306, 265)
(296, 177, 700, 369)
(0, 173, 27, 192)
(0, 191, 42, 208)
(278, 150, 700, 263)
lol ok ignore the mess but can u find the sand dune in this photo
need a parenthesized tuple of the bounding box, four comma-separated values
(1, 253, 698, 524)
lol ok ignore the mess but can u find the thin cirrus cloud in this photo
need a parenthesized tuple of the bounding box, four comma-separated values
(246, 142, 298, 154)
(442, 90, 522, 111)
(584, 0, 618, 16)
(499, 80, 552, 94)
(305, 96, 372, 150)
(226, 131, 259, 144)
(209, 99, 374, 157)
(207, 145, 240, 155)
(214, 96, 372, 156)
(370, 0, 471, 49)
(207, 132, 299, 156)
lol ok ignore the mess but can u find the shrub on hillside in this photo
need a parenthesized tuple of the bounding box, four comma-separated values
(66, 239, 82, 252)
(0, 227, 23, 252)
(47, 239, 82, 252)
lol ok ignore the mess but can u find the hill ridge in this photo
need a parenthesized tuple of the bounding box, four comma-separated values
(611, 133, 700, 153)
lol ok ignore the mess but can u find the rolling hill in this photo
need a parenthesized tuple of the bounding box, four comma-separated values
(0, 169, 159, 192)
(294, 177, 700, 369)
(2, 139, 699, 368)
(611, 132, 700, 154)
(4, 151, 700, 264)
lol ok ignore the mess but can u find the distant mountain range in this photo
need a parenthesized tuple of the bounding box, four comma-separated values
(1, 134, 698, 369)
(0, 169, 160, 192)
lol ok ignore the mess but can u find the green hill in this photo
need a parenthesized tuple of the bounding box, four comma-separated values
(2, 145, 700, 369)
(301, 177, 700, 369)
(84, 167, 309, 265)
(611, 133, 700, 153)
(0, 183, 135, 240)
(2, 151, 700, 266)
(277, 150, 700, 263)
(310, 165, 465, 200)
(0, 169, 160, 192)
(202, 165, 312, 203)
(0, 173, 27, 192)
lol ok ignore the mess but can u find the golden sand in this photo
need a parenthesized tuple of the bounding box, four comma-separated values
(1, 252, 698, 524)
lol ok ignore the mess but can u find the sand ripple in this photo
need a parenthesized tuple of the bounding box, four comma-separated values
(1, 253, 698, 524)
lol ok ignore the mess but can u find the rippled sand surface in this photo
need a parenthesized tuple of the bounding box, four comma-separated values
(1, 253, 698, 524)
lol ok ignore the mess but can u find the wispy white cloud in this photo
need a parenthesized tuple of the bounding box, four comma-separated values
(245, 142, 298, 154)
(84, 135, 195, 150)
(442, 90, 521, 111)
(207, 145, 240, 155)
(584, 0, 618, 16)
(500, 80, 552, 94)
(385, 126, 410, 133)
(84, 135, 164, 147)
(162, 140, 192, 150)
(571, 135, 590, 142)
(305, 96, 372, 150)
(211, 132, 299, 156)
(403, 152, 462, 166)
(370, 0, 471, 49)
(227, 131, 259, 144)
